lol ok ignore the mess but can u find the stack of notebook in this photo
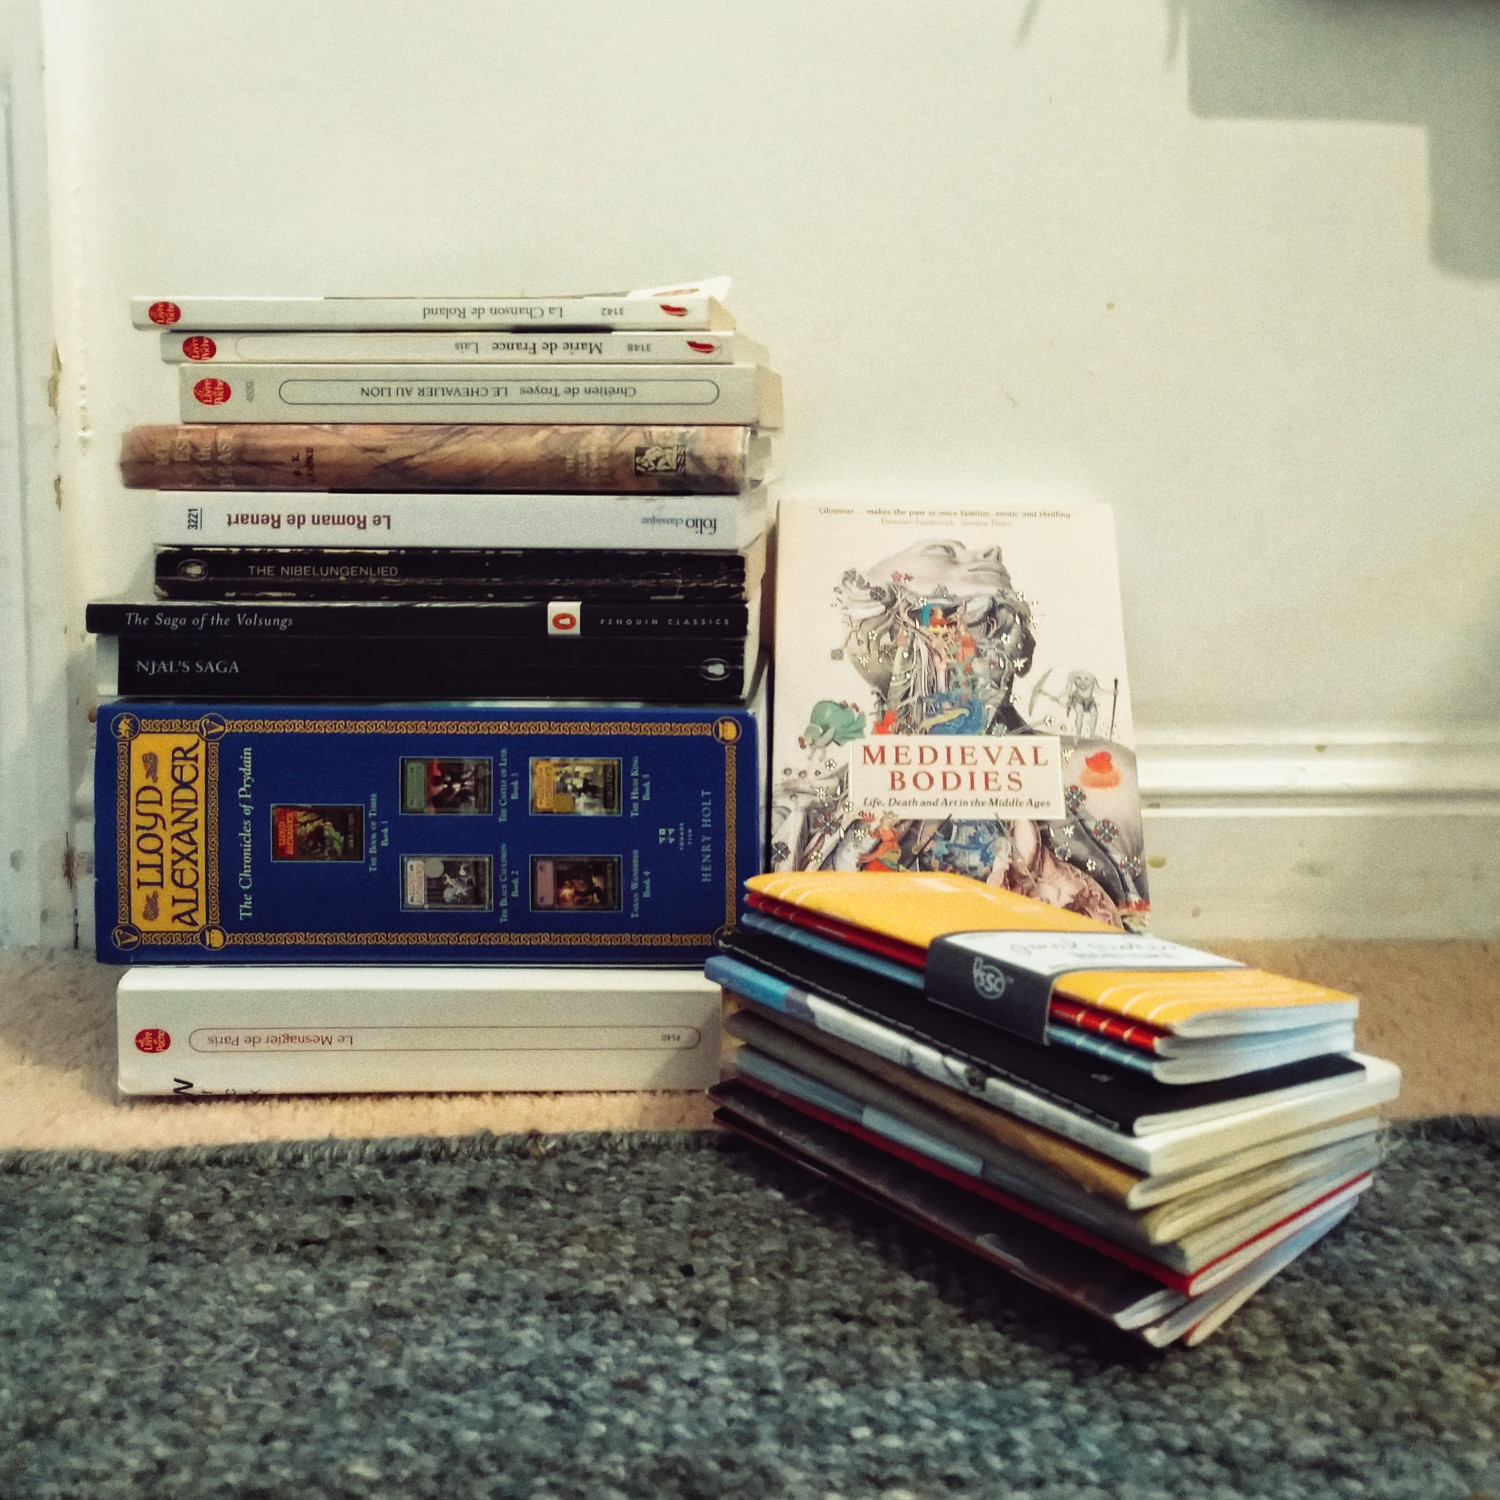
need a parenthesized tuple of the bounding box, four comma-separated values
(707, 870, 1401, 1347)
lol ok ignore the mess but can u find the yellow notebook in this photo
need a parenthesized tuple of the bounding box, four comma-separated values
(746, 870, 1357, 1038)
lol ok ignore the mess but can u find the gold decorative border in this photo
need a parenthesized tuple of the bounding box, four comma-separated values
(113, 713, 221, 938)
(111, 711, 743, 953)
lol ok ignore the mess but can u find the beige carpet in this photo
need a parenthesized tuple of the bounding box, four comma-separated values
(0, 943, 1495, 1153)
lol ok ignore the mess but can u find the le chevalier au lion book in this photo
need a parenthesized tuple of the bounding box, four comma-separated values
(708, 870, 1401, 1346)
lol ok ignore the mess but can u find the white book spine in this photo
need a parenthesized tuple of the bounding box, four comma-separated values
(133, 287, 732, 332)
(178, 363, 782, 428)
(151, 490, 769, 551)
(117, 967, 723, 1095)
(162, 330, 764, 366)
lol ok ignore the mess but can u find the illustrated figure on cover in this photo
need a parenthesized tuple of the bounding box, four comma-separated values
(770, 535, 1148, 928)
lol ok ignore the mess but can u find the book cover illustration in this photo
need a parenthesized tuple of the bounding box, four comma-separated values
(771, 499, 1148, 929)
(95, 701, 760, 966)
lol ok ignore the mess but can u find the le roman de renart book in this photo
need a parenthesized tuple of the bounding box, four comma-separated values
(771, 498, 1148, 930)
(95, 698, 762, 967)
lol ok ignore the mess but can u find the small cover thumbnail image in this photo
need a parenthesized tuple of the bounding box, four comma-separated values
(531, 855, 622, 912)
(530, 757, 622, 816)
(401, 855, 494, 911)
(271, 805, 365, 861)
(401, 757, 494, 816)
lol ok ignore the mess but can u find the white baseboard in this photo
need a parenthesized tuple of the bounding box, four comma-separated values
(1137, 734, 1500, 939)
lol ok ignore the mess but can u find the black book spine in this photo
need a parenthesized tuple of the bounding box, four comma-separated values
(153, 546, 752, 601)
(88, 600, 750, 640)
(110, 635, 746, 701)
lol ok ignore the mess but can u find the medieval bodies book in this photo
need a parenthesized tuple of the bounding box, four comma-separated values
(94, 698, 762, 967)
(120, 424, 768, 494)
(178, 363, 783, 429)
(132, 280, 735, 332)
(162, 330, 766, 366)
(150, 489, 770, 551)
(770, 498, 1148, 930)
(118, 966, 722, 1095)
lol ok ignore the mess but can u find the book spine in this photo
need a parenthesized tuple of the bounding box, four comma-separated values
(149, 490, 766, 550)
(152, 545, 757, 602)
(117, 981, 723, 1095)
(162, 330, 758, 365)
(93, 698, 762, 965)
(89, 599, 752, 640)
(177, 364, 782, 429)
(107, 635, 749, 700)
(133, 292, 723, 332)
(120, 424, 759, 494)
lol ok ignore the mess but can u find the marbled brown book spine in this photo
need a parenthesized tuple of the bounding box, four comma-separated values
(119, 423, 757, 494)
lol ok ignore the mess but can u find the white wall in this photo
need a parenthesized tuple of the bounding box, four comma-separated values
(38, 0, 1500, 939)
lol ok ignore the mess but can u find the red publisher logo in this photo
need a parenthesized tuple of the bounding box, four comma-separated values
(135, 1028, 171, 1053)
(546, 599, 582, 637)
(659, 303, 688, 318)
(193, 377, 232, 406)
(182, 336, 217, 361)
(148, 301, 182, 325)
(687, 341, 716, 354)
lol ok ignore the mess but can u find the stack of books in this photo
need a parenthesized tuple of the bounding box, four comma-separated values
(707, 870, 1402, 1347)
(92, 279, 777, 1097)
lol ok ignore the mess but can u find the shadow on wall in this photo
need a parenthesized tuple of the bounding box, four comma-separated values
(1179, 0, 1500, 279)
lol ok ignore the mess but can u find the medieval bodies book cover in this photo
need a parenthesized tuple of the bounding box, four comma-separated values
(95, 700, 761, 966)
(770, 499, 1148, 929)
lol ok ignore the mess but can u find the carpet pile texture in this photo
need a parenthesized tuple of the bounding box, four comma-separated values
(1, 1121, 1496, 1500)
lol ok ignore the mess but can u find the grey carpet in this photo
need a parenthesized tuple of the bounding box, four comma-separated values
(0, 1121, 1496, 1500)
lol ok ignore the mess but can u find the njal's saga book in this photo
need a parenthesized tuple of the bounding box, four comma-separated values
(771, 498, 1148, 930)
(95, 698, 763, 966)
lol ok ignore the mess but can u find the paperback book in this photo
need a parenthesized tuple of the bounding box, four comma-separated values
(97, 635, 756, 701)
(178, 363, 783, 428)
(149, 488, 770, 550)
(162, 330, 765, 366)
(94, 696, 763, 966)
(770, 497, 1147, 929)
(118, 966, 723, 1095)
(120, 424, 769, 494)
(132, 279, 735, 333)
(152, 542, 764, 602)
